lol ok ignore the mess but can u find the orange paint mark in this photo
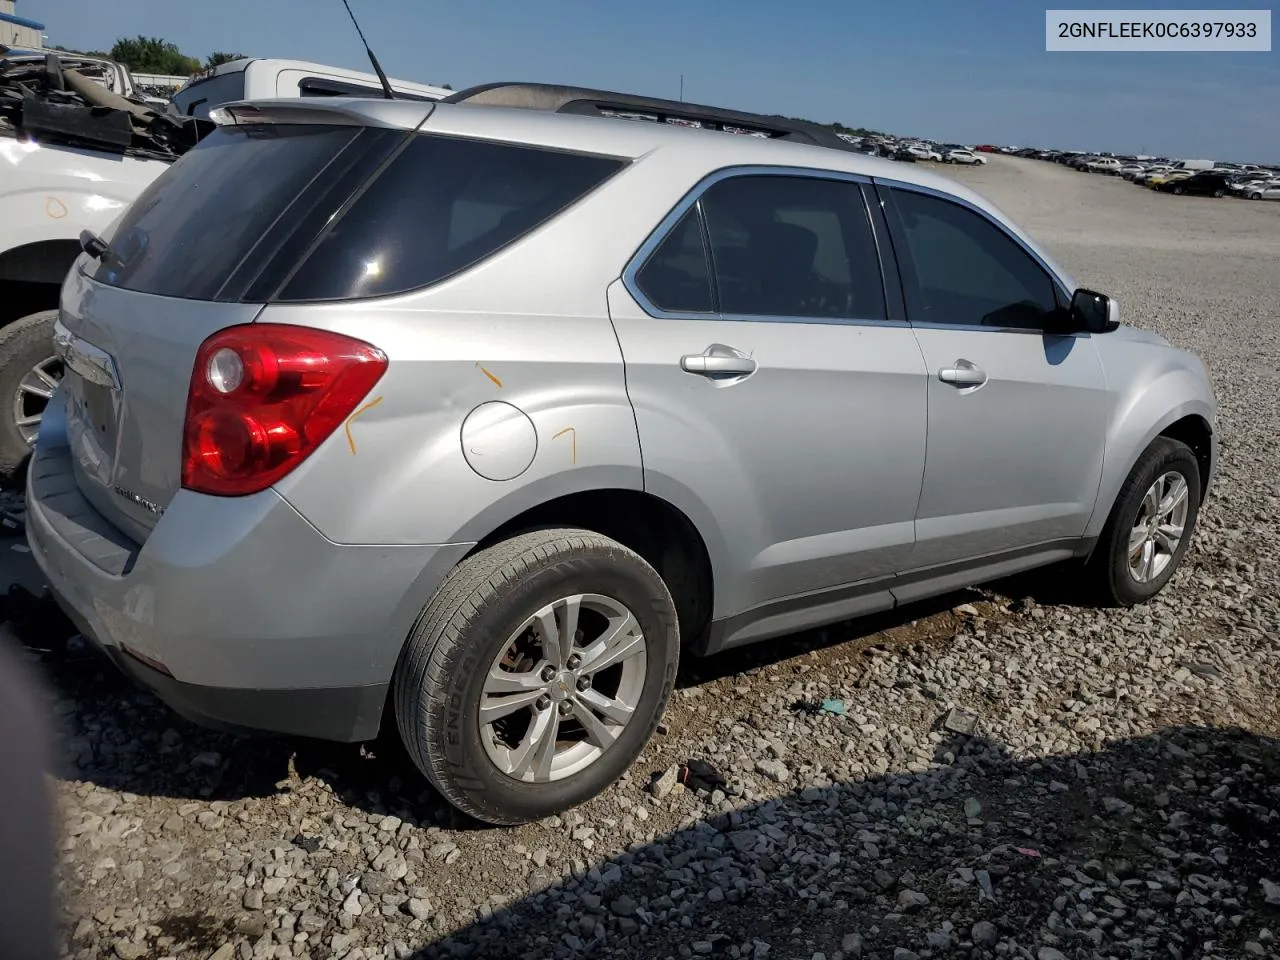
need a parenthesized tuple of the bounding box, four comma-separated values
(552, 426, 577, 464)
(343, 395, 384, 454)
(475, 362, 503, 388)
(45, 197, 68, 219)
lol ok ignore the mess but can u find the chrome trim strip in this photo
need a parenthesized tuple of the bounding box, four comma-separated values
(53, 318, 119, 389)
(620, 163, 898, 329)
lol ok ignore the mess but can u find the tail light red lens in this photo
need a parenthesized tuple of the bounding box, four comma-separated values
(182, 324, 387, 496)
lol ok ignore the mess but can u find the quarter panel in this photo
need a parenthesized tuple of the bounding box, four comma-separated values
(267, 302, 641, 545)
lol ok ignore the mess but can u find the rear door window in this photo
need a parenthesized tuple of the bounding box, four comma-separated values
(698, 174, 886, 321)
(276, 135, 625, 301)
(634, 207, 714, 313)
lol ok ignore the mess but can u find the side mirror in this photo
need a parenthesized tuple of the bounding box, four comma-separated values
(1069, 288, 1120, 334)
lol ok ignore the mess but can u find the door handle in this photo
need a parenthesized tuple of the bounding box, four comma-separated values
(938, 359, 987, 387)
(681, 349, 757, 376)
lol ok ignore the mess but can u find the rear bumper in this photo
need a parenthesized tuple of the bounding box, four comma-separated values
(26, 403, 472, 742)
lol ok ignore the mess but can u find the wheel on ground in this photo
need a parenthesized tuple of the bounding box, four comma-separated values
(1089, 436, 1201, 606)
(0, 310, 62, 487)
(1213, 189, 1225, 198)
(1172, 185, 1184, 195)
(1250, 192, 1262, 200)
(394, 528, 680, 825)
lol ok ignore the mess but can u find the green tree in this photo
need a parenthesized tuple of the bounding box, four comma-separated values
(205, 52, 248, 69)
(108, 36, 201, 76)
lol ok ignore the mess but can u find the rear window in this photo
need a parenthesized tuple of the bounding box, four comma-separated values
(276, 134, 625, 301)
(89, 124, 366, 301)
(171, 71, 246, 120)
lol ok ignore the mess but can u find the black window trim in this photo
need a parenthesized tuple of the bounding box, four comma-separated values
(622, 164, 901, 328)
(873, 179, 1081, 337)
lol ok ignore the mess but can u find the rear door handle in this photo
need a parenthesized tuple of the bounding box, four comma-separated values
(938, 359, 987, 387)
(681, 355, 757, 375)
(681, 346, 758, 377)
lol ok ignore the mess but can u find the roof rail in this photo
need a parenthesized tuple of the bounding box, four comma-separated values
(441, 82, 859, 153)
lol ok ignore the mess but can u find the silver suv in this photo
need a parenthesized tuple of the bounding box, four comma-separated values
(28, 85, 1217, 825)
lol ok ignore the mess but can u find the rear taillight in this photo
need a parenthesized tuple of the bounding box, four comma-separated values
(182, 324, 387, 496)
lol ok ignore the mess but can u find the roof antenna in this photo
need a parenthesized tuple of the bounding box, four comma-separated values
(340, 0, 395, 100)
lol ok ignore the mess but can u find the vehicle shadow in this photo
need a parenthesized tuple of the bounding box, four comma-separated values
(14, 565, 1112, 823)
(10, 579, 998, 822)
(400, 724, 1280, 960)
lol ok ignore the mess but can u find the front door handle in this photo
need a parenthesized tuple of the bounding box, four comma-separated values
(938, 359, 987, 387)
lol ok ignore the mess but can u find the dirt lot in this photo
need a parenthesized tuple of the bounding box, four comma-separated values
(11, 155, 1280, 960)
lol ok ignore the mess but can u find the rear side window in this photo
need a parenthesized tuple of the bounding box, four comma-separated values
(634, 208, 714, 313)
(277, 136, 625, 301)
(90, 124, 363, 301)
(699, 175, 885, 321)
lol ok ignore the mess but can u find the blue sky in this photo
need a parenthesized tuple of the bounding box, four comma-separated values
(23, 0, 1280, 162)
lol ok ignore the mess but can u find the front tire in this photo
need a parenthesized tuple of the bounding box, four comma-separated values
(394, 528, 679, 825)
(0, 310, 62, 487)
(1173, 185, 1185, 195)
(1089, 437, 1201, 606)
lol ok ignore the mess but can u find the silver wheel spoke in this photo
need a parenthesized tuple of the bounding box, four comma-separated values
(556, 595, 581, 668)
(483, 663, 546, 695)
(18, 379, 54, 400)
(14, 414, 41, 428)
(508, 707, 559, 781)
(1159, 476, 1188, 517)
(34, 366, 60, 390)
(1141, 539, 1157, 581)
(571, 697, 621, 749)
(533, 607, 563, 667)
(1128, 525, 1149, 557)
(1154, 524, 1183, 555)
(1142, 483, 1161, 519)
(479, 687, 546, 724)
(576, 686, 636, 726)
(578, 612, 644, 675)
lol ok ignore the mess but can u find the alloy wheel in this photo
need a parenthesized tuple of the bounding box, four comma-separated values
(479, 593, 647, 783)
(1127, 471, 1190, 583)
(12, 355, 63, 446)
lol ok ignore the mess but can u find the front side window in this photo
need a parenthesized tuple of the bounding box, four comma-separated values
(698, 175, 886, 321)
(887, 188, 1058, 330)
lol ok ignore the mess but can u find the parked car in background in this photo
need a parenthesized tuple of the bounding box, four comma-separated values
(1146, 170, 1193, 189)
(975, 144, 999, 152)
(1245, 181, 1280, 201)
(28, 82, 1218, 827)
(1119, 164, 1147, 179)
(905, 144, 941, 161)
(944, 147, 986, 165)
(1086, 158, 1123, 175)
(1155, 171, 1231, 197)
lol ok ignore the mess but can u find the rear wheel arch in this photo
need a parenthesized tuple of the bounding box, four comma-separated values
(468, 488, 716, 651)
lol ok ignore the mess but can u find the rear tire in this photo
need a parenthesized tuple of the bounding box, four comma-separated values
(1213, 189, 1225, 198)
(393, 528, 679, 825)
(0, 310, 61, 488)
(1087, 437, 1201, 607)
(1172, 185, 1184, 195)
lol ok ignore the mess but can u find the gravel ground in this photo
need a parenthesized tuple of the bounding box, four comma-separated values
(8, 155, 1280, 960)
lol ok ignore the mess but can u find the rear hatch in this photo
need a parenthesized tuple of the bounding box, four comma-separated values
(56, 112, 421, 543)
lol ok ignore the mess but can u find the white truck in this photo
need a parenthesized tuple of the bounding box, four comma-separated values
(0, 51, 451, 483)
